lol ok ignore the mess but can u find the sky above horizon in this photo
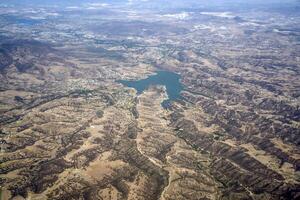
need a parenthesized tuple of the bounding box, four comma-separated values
(1, 0, 299, 5)
(0, 0, 299, 14)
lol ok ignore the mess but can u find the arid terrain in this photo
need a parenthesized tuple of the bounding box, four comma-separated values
(0, 0, 299, 199)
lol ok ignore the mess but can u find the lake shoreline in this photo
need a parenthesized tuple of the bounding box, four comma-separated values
(118, 70, 184, 109)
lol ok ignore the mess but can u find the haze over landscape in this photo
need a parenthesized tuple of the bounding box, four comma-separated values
(0, 0, 299, 200)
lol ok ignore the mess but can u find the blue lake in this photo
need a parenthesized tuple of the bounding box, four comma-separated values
(118, 71, 184, 108)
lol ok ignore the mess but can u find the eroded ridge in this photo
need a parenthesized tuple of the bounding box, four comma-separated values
(166, 99, 300, 200)
(136, 86, 221, 200)
(1, 1, 300, 199)
(0, 84, 171, 200)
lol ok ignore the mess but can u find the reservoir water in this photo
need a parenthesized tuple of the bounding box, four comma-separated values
(119, 71, 184, 108)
